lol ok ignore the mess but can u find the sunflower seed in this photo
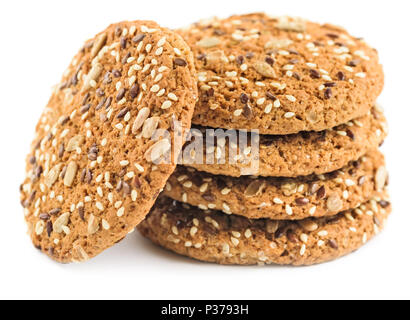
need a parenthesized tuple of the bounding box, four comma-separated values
(144, 139, 171, 162)
(87, 214, 99, 235)
(64, 161, 78, 187)
(132, 107, 150, 134)
(66, 135, 84, 152)
(53, 212, 70, 233)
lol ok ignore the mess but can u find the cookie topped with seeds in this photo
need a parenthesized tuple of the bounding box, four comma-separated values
(181, 106, 387, 177)
(178, 13, 384, 134)
(20, 20, 197, 263)
(138, 194, 391, 266)
(165, 150, 387, 220)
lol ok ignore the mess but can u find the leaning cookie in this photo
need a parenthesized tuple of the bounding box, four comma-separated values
(181, 106, 387, 177)
(165, 150, 388, 220)
(20, 21, 197, 263)
(138, 195, 391, 266)
(178, 13, 384, 135)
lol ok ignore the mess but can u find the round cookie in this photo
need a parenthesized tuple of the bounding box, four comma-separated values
(138, 195, 391, 266)
(181, 106, 387, 177)
(178, 13, 384, 135)
(19, 20, 198, 263)
(165, 150, 388, 220)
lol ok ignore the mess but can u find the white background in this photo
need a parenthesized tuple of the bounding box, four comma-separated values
(0, 0, 409, 300)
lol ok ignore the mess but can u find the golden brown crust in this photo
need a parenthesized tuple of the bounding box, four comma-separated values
(182, 106, 387, 177)
(139, 195, 391, 266)
(165, 151, 388, 220)
(20, 21, 197, 263)
(178, 13, 384, 134)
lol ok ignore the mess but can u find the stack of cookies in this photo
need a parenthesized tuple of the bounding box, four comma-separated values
(20, 13, 390, 266)
(138, 14, 391, 265)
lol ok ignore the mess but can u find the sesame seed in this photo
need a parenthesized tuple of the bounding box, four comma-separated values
(150, 84, 160, 92)
(177, 175, 187, 182)
(155, 47, 164, 56)
(300, 244, 306, 256)
(345, 213, 355, 222)
(300, 233, 308, 243)
(233, 109, 242, 117)
(157, 37, 166, 47)
(120, 160, 129, 166)
(134, 163, 144, 172)
(102, 219, 110, 230)
(126, 57, 135, 64)
(156, 89, 165, 97)
(345, 179, 355, 187)
(278, 50, 289, 55)
(161, 100, 172, 109)
(231, 237, 240, 247)
(126, 171, 135, 179)
(167, 93, 178, 101)
(131, 190, 138, 201)
(117, 207, 125, 217)
(190, 226, 198, 236)
(232, 231, 241, 238)
(96, 202, 104, 211)
(183, 181, 192, 188)
(264, 103, 273, 114)
(284, 112, 295, 119)
(256, 98, 265, 105)
(218, 243, 229, 257)
(244, 229, 252, 239)
(221, 188, 231, 195)
(222, 203, 231, 214)
(286, 95, 296, 102)
(152, 73, 162, 82)
(273, 197, 283, 204)
(199, 183, 208, 193)
(169, 225, 178, 236)
(174, 48, 182, 56)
